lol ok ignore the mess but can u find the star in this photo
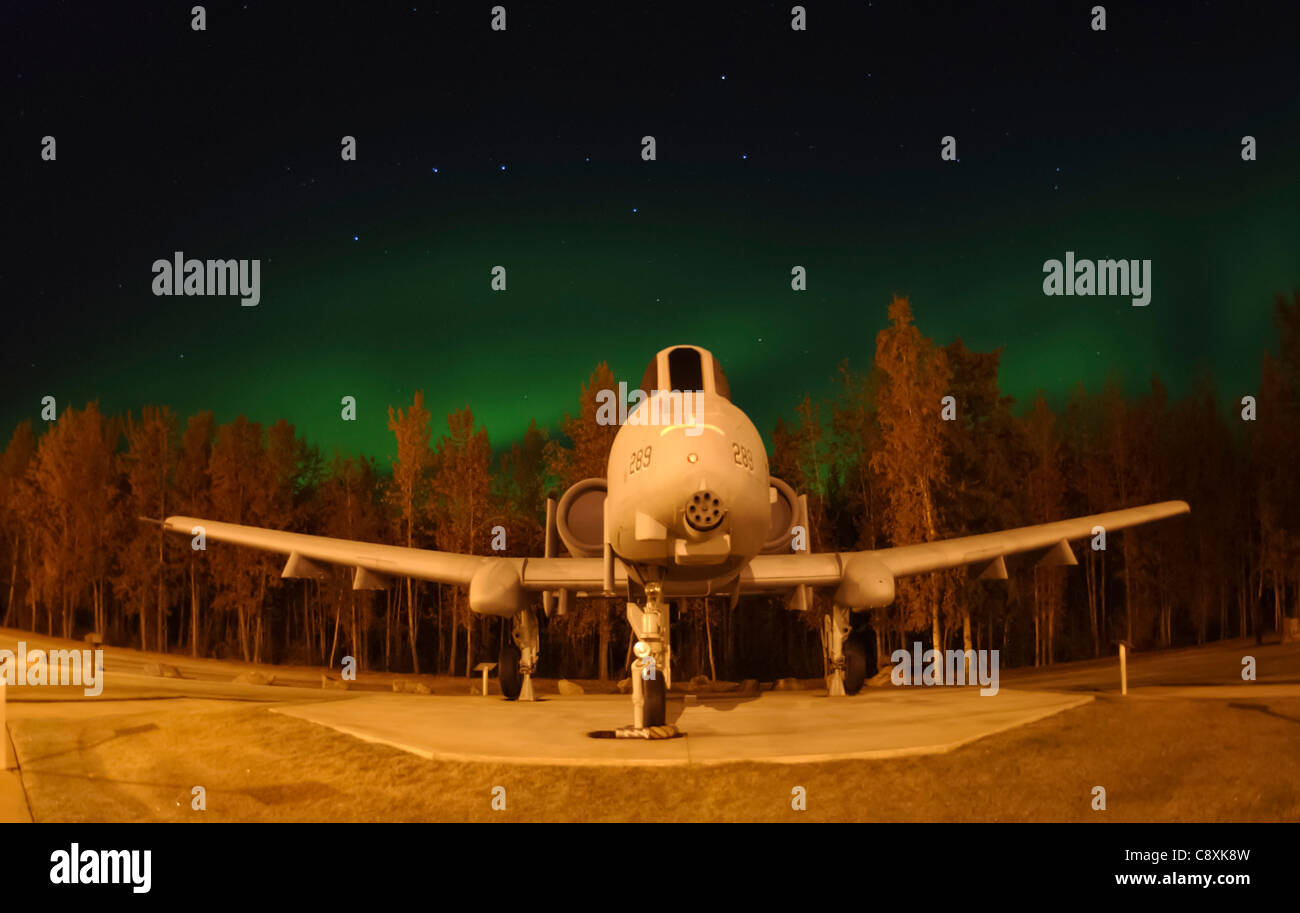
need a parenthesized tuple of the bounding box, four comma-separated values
(431, 167, 439, 173)
(499, 164, 506, 171)
(353, 235, 358, 241)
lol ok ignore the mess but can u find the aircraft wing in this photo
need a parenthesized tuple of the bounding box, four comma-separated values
(161, 515, 611, 612)
(742, 500, 1190, 605)
(166, 499, 1189, 612)
(861, 499, 1190, 577)
(163, 515, 492, 587)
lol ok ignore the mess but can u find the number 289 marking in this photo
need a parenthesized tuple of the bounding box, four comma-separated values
(732, 443, 754, 471)
(629, 446, 652, 476)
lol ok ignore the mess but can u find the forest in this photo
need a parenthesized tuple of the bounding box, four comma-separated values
(1, 293, 1297, 683)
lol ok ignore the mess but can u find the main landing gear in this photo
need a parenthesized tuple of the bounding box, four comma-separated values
(824, 604, 867, 696)
(501, 608, 539, 701)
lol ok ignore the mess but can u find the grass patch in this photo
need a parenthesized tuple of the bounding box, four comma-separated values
(11, 693, 1299, 822)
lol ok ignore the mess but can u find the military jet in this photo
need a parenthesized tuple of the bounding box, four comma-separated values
(163, 344, 1189, 734)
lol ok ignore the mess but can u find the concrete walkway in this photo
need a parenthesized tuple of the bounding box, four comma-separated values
(272, 688, 1094, 766)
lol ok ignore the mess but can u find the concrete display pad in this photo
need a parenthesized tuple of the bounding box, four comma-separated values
(270, 688, 1093, 766)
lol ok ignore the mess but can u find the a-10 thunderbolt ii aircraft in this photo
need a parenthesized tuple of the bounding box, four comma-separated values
(162, 345, 1189, 734)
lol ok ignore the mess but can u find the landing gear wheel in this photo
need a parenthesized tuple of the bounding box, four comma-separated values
(843, 635, 868, 695)
(643, 671, 666, 727)
(500, 641, 522, 700)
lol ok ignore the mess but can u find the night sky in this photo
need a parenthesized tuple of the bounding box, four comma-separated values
(6, 1, 1298, 460)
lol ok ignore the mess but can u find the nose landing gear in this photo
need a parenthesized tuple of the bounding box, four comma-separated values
(621, 581, 680, 738)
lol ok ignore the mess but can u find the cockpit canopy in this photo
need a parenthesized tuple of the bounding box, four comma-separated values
(640, 345, 731, 401)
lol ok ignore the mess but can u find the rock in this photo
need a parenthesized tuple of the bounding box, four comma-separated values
(557, 678, 585, 695)
(233, 670, 275, 686)
(738, 678, 759, 694)
(391, 679, 429, 694)
(867, 668, 893, 687)
(320, 673, 353, 690)
(143, 662, 182, 678)
(773, 677, 800, 691)
(689, 674, 711, 691)
(617, 677, 632, 694)
(712, 680, 740, 693)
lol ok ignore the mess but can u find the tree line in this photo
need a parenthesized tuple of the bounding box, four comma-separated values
(1, 293, 1296, 681)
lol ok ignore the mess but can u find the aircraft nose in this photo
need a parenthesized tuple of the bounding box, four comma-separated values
(685, 490, 726, 531)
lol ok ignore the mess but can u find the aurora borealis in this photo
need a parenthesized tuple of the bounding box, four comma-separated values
(7, 1, 1298, 458)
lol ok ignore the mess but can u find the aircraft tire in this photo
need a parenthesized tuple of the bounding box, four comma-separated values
(844, 635, 868, 695)
(500, 641, 522, 700)
(643, 670, 667, 727)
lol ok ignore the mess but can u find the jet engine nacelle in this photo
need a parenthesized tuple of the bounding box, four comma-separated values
(556, 477, 607, 558)
(761, 476, 801, 554)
